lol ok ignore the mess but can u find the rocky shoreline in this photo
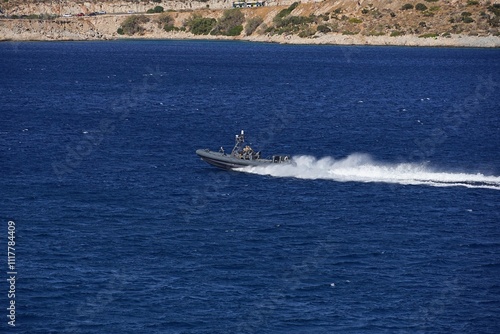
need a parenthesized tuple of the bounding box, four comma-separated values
(1, 20, 498, 48)
(251, 33, 500, 47)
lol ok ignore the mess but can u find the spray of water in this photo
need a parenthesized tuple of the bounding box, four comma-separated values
(241, 154, 500, 190)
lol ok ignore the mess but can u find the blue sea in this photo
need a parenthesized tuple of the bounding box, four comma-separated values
(1, 40, 499, 333)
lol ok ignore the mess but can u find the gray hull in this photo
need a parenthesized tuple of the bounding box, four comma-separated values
(196, 149, 276, 170)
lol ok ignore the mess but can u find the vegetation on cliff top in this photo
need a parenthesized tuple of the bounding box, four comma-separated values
(149, 9, 246, 36)
(185, 15, 216, 35)
(117, 15, 149, 36)
(211, 9, 245, 36)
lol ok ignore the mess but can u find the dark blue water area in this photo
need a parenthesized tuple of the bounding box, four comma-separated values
(0, 40, 499, 333)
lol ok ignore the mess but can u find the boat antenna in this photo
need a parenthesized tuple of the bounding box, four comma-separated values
(231, 130, 246, 155)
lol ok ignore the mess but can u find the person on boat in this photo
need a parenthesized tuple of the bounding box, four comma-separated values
(241, 145, 252, 160)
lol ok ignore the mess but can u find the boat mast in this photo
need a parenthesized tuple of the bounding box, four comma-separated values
(231, 130, 245, 155)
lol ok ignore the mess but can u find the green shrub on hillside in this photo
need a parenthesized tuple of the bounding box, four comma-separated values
(419, 33, 438, 38)
(460, 11, 474, 23)
(279, 15, 313, 27)
(227, 25, 243, 36)
(487, 4, 500, 27)
(147, 6, 164, 14)
(274, 2, 300, 24)
(212, 9, 245, 36)
(298, 27, 315, 38)
(157, 15, 178, 32)
(245, 16, 263, 35)
(415, 3, 428, 11)
(489, 4, 500, 16)
(266, 13, 313, 35)
(317, 13, 329, 21)
(348, 17, 362, 23)
(317, 24, 331, 33)
(401, 4, 414, 10)
(462, 16, 474, 23)
(118, 15, 150, 35)
(390, 30, 404, 37)
(156, 13, 174, 27)
(164, 25, 179, 32)
(185, 15, 216, 35)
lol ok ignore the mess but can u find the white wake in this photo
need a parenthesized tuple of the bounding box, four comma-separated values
(241, 154, 500, 190)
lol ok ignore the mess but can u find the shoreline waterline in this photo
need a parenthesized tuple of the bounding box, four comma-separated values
(2, 33, 500, 48)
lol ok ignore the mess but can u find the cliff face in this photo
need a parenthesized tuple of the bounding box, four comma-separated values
(0, 0, 296, 15)
(1, 0, 499, 47)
